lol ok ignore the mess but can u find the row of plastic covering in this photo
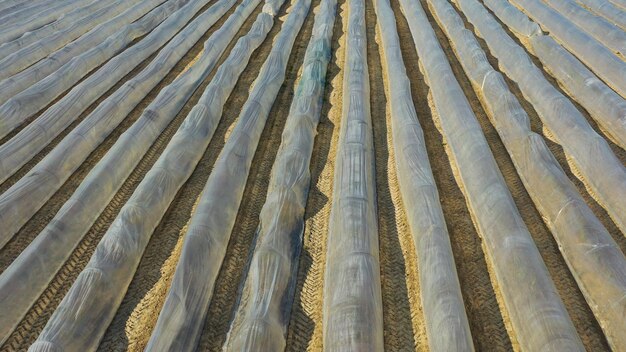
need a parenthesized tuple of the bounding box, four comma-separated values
(0, 0, 171, 120)
(0, 0, 141, 80)
(509, 0, 626, 97)
(146, 0, 312, 349)
(0, 0, 49, 15)
(470, 0, 626, 237)
(540, 0, 625, 55)
(0, 0, 82, 42)
(221, 0, 335, 350)
(0, 0, 184, 136)
(0, 0, 248, 344)
(581, 0, 626, 30)
(0, 0, 77, 28)
(534, 37, 626, 149)
(0, 0, 280, 347)
(574, 0, 626, 30)
(321, 0, 383, 349)
(0, 0, 225, 245)
(610, 0, 626, 10)
(23, 0, 276, 350)
(433, 0, 626, 348)
(0, 0, 187, 146)
(484, 0, 626, 150)
(142, 7, 277, 352)
(0, 0, 166, 104)
(399, 0, 585, 349)
(375, 0, 474, 350)
(0, 0, 121, 60)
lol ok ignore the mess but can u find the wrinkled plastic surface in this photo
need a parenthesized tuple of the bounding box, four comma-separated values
(399, 0, 584, 349)
(482, 0, 626, 151)
(0, 0, 252, 345)
(144, 9, 275, 350)
(510, 0, 626, 97)
(0, 0, 114, 61)
(0, 0, 77, 27)
(431, 0, 626, 348)
(223, 0, 333, 349)
(0, 0, 168, 110)
(0, 0, 167, 105)
(539, 0, 626, 56)
(375, 0, 474, 350)
(0, 0, 230, 248)
(459, 0, 626, 236)
(25, 3, 261, 352)
(322, 0, 383, 350)
(573, 0, 626, 30)
(0, 0, 185, 139)
(0, 0, 81, 43)
(0, 0, 48, 14)
(146, 1, 309, 350)
(0, 0, 139, 81)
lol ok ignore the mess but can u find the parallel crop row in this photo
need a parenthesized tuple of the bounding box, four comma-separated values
(223, 0, 336, 349)
(0, 0, 166, 104)
(484, 0, 626, 152)
(0, 0, 231, 244)
(0, 0, 140, 80)
(430, 0, 626, 348)
(511, 0, 626, 96)
(0, 0, 260, 344)
(146, 0, 309, 349)
(374, 0, 473, 349)
(322, 0, 383, 349)
(459, 0, 626, 239)
(399, 0, 584, 349)
(23, 0, 268, 349)
(0, 0, 623, 349)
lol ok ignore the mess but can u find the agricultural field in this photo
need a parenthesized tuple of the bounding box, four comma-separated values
(0, 0, 624, 350)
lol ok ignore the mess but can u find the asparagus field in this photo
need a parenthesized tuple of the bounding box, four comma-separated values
(0, 0, 624, 350)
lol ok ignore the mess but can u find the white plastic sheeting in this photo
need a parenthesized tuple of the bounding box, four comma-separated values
(0, 0, 82, 43)
(141, 9, 276, 350)
(573, 0, 626, 30)
(398, 0, 584, 350)
(0, 0, 167, 105)
(0, 0, 140, 80)
(24, 5, 270, 352)
(322, 0, 382, 349)
(0, 0, 49, 14)
(0, 0, 76, 27)
(0, 0, 116, 61)
(0, 0, 233, 248)
(0, 0, 187, 138)
(223, 0, 333, 349)
(509, 0, 626, 97)
(539, 0, 626, 56)
(457, 0, 626, 237)
(0, 0, 201, 170)
(375, 0, 473, 350)
(482, 0, 626, 151)
(486, 0, 541, 36)
(529, 35, 626, 151)
(147, 0, 310, 350)
(609, 0, 626, 11)
(429, 0, 626, 348)
(0, 0, 255, 345)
